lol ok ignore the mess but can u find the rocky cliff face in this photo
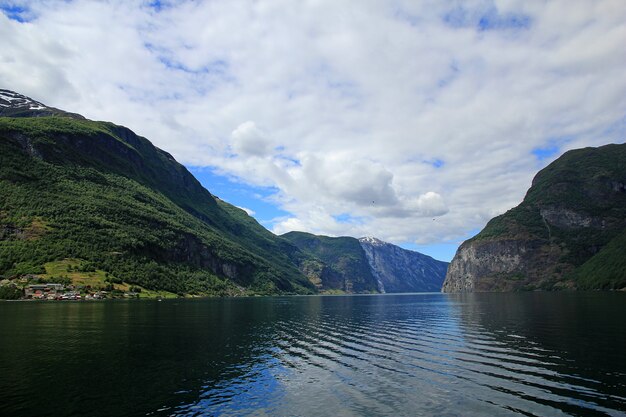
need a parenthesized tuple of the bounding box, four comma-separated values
(283, 232, 448, 293)
(443, 143, 626, 292)
(442, 238, 564, 292)
(359, 237, 448, 292)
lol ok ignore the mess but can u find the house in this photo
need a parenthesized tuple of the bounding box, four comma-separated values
(24, 283, 65, 299)
(60, 291, 80, 300)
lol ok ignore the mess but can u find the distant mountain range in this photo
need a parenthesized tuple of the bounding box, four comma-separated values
(0, 89, 447, 296)
(359, 237, 447, 293)
(283, 232, 448, 293)
(443, 143, 626, 292)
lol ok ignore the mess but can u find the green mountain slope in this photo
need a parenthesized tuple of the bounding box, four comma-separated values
(442, 143, 626, 292)
(0, 98, 315, 295)
(575, 228, 626, 289)
(282, 231, 379, 293)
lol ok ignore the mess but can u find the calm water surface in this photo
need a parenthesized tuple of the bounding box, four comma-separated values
(0, 293, 625, 416)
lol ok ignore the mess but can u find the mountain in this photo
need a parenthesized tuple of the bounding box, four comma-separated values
(0, 89, 450, 296)
(281, 231, 379, 293)
(442, 143, 626, 292)
(0, 90, 315, 295)
(282, 232, 448, 293)
(0, 89, 84, 119)
(359, 237, 448, 292)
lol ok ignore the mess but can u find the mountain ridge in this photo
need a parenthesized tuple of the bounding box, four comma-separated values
(0, 89, 85, 119)
(283, 231, 448, 293)
(442, 143, 626, 292)
(1, 89, 447, 295)
(0, 91, 314, 295)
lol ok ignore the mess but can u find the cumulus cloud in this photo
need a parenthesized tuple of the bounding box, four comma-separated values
(404, 192, 448, 218)
(231, 121, 272, 157)
(301, 155, 398, 207)
(0, 0, 624, 251)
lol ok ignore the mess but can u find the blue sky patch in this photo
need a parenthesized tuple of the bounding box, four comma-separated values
(275, 153, 301, 167)
(147, 1, 165, 12)
(158, 56, 229, 76)
(145, 0, 179, 13)
(334, 213, 351, 223)
(333, 213, 364, 225)
(414, 158, 445, 168)
(144, 42, 230, 78)
(430, 158, 445, 168)
(443, 6, 531, 31)
(188, 166, 289, 224)
(532, 136, 573, 161)
(477, 11, 530, 31)
(531, 144, 560, 161)
(0, 4, 31, 22)
(403, 242, 457, 263)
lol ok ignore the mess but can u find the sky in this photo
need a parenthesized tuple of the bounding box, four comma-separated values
(0, 0, 624, 262)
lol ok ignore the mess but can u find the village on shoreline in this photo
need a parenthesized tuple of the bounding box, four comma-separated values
(0, 258, 251, 299)
(0, 273, 178, 301)
(0, 258, 184, 300)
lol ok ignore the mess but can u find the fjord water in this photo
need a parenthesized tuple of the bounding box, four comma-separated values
(1, 293, 625, 416)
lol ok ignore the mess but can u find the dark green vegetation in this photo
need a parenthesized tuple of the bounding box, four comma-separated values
(444, 143, 626, 292)
(574, 227, 626, 289)
(0, 115, 315, 296)
(0, 285, 21, 299)
(282, 232, 378, 293)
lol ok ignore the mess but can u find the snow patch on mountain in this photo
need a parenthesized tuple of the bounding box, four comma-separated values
(0, 89, 48, 110)
(359, 237, 449, 292)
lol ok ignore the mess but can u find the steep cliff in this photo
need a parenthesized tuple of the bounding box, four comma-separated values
(443, 143, 626, 292)
(359, 237, 447, 292)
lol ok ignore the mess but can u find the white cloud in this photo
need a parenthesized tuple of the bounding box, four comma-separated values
(300, 155, 398, 207)
(408, 192, 448, 217)
(0, 0, 624, 249)
(231, 121, 272, 157)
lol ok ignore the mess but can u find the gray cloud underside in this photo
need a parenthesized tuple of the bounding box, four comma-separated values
(1, 0, 624, 246)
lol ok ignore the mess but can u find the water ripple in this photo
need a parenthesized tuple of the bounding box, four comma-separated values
(1, 294, 625, 417)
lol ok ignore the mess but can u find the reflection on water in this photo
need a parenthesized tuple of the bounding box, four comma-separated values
(0, 293, 624, 416)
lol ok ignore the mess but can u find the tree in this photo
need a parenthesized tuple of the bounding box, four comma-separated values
(0, 285, 23, 300)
